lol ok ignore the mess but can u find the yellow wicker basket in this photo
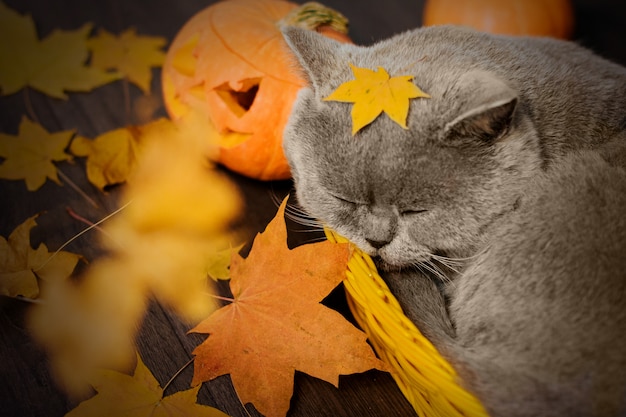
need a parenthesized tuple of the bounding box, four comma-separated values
(325, 229, 488, 417)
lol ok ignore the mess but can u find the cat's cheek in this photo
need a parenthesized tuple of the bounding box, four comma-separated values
(379, 242, 432, 268)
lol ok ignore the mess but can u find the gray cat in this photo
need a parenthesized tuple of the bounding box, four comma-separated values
(282, 25, 626, 417)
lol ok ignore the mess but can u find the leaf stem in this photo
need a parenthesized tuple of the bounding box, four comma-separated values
(162, 356, 194, 394)
(16, 295, 44, 305)
(34, 200, 132, 272)
(57, 168, 100, 209)
(122, 77, 132, 124)
(23, 88, 40, 124)
(66, 206, 124, 249)
(205, 293, 235, 303)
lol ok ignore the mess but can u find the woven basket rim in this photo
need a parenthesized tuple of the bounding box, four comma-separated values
(325, 229, 488, 417)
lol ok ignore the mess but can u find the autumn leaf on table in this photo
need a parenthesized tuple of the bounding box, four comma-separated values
(87, 28, 166, 94)
(191, 198, 387, 417)
(0, 3, 120, 98)
(0, 215, 81, 298)
(69, 118, 171, 190)
(0, 116, 74, 191)
(66, 353, 230, 417)
(70, 127, 140, 191)
(324, 63, 430, 135)
(204, 242, 245, 281)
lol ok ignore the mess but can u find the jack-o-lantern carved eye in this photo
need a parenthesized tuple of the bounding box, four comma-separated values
(215, 79, 261, 118)
(162, 0, 351, 181)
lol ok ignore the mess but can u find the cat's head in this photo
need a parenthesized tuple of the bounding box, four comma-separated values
(282, 26, 542, 270)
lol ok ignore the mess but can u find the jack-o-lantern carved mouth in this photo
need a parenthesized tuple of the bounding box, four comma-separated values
(215, 78, 261, 118)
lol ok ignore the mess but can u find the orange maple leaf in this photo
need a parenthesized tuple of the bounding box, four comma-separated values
(191, 198, 387, 417)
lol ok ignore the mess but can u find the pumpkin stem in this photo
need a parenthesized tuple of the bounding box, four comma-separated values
(280, 2, 349, 34)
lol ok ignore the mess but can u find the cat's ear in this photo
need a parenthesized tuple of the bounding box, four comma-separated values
(282, 26, 343, 95)
(442, 71, 518, 143)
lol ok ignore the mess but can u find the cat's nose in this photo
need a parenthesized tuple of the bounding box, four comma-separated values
(366, 238, 390, 249)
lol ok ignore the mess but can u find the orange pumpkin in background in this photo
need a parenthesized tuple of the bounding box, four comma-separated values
(162, 0, 351, 181)
(423, 0, 575, 39)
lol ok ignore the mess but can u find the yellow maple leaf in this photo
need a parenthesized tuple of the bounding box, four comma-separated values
(0, 3, 120, 99)
(69, 118, 171, 190)
(0, 116, 74, 191)
(324, 63, 430, 135)
(65, 353, 230, 417)
(87, 28, 166, 94)
(0, 215, 81, 298)
(204, 242, 245, 281)
(70, 128, 139, 191)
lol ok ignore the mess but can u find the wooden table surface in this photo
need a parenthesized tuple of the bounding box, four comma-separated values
(1, 1, 625, 417)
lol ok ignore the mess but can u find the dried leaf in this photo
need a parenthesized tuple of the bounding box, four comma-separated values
(191, 198, 387, 417)
(0, 3, 120, 98)
(324, 63, 430, 135)
(87, 28, 166, 94)
(0, 215, 80, 298)
(65, 353, 230, 417)
(205, 242, 245, 281)
(0, 116, 73, 190)
(69, 118, 170, 190)
(70, 129, 139, 191)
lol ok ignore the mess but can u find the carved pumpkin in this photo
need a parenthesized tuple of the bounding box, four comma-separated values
(162, 0, 351, 180)
(423, 0, 574, 39)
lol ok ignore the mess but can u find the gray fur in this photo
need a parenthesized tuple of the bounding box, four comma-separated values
(282, 25, 626, 416)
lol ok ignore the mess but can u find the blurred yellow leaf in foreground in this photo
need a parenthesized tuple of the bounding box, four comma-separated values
(29, 111, 241, 396)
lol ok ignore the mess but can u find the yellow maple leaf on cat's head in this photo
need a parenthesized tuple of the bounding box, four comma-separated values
(324, 63, 430, 135)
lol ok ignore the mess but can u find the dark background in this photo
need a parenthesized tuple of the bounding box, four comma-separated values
(1, 1, 625, 416)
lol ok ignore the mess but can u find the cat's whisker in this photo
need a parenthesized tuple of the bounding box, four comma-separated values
(413, 260, 451, 284)
(427, 260, 453, 283)
(412, 263, 431, 279)
(430, 255, 465, 266)
(302, 236, 329, 245)
(284, 211, 324, 228)
(266, 188, 326, 230)
(428, 254, 464, 274)
(285, 205, 317, 221)
(433, 252, 482, 263)
(268, 187, 291, 207)
(291, 226, 326, 233)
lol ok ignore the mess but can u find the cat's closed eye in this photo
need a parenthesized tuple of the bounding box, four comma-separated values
(327, 191, 365, 207)
(400, 208, 429, 216)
